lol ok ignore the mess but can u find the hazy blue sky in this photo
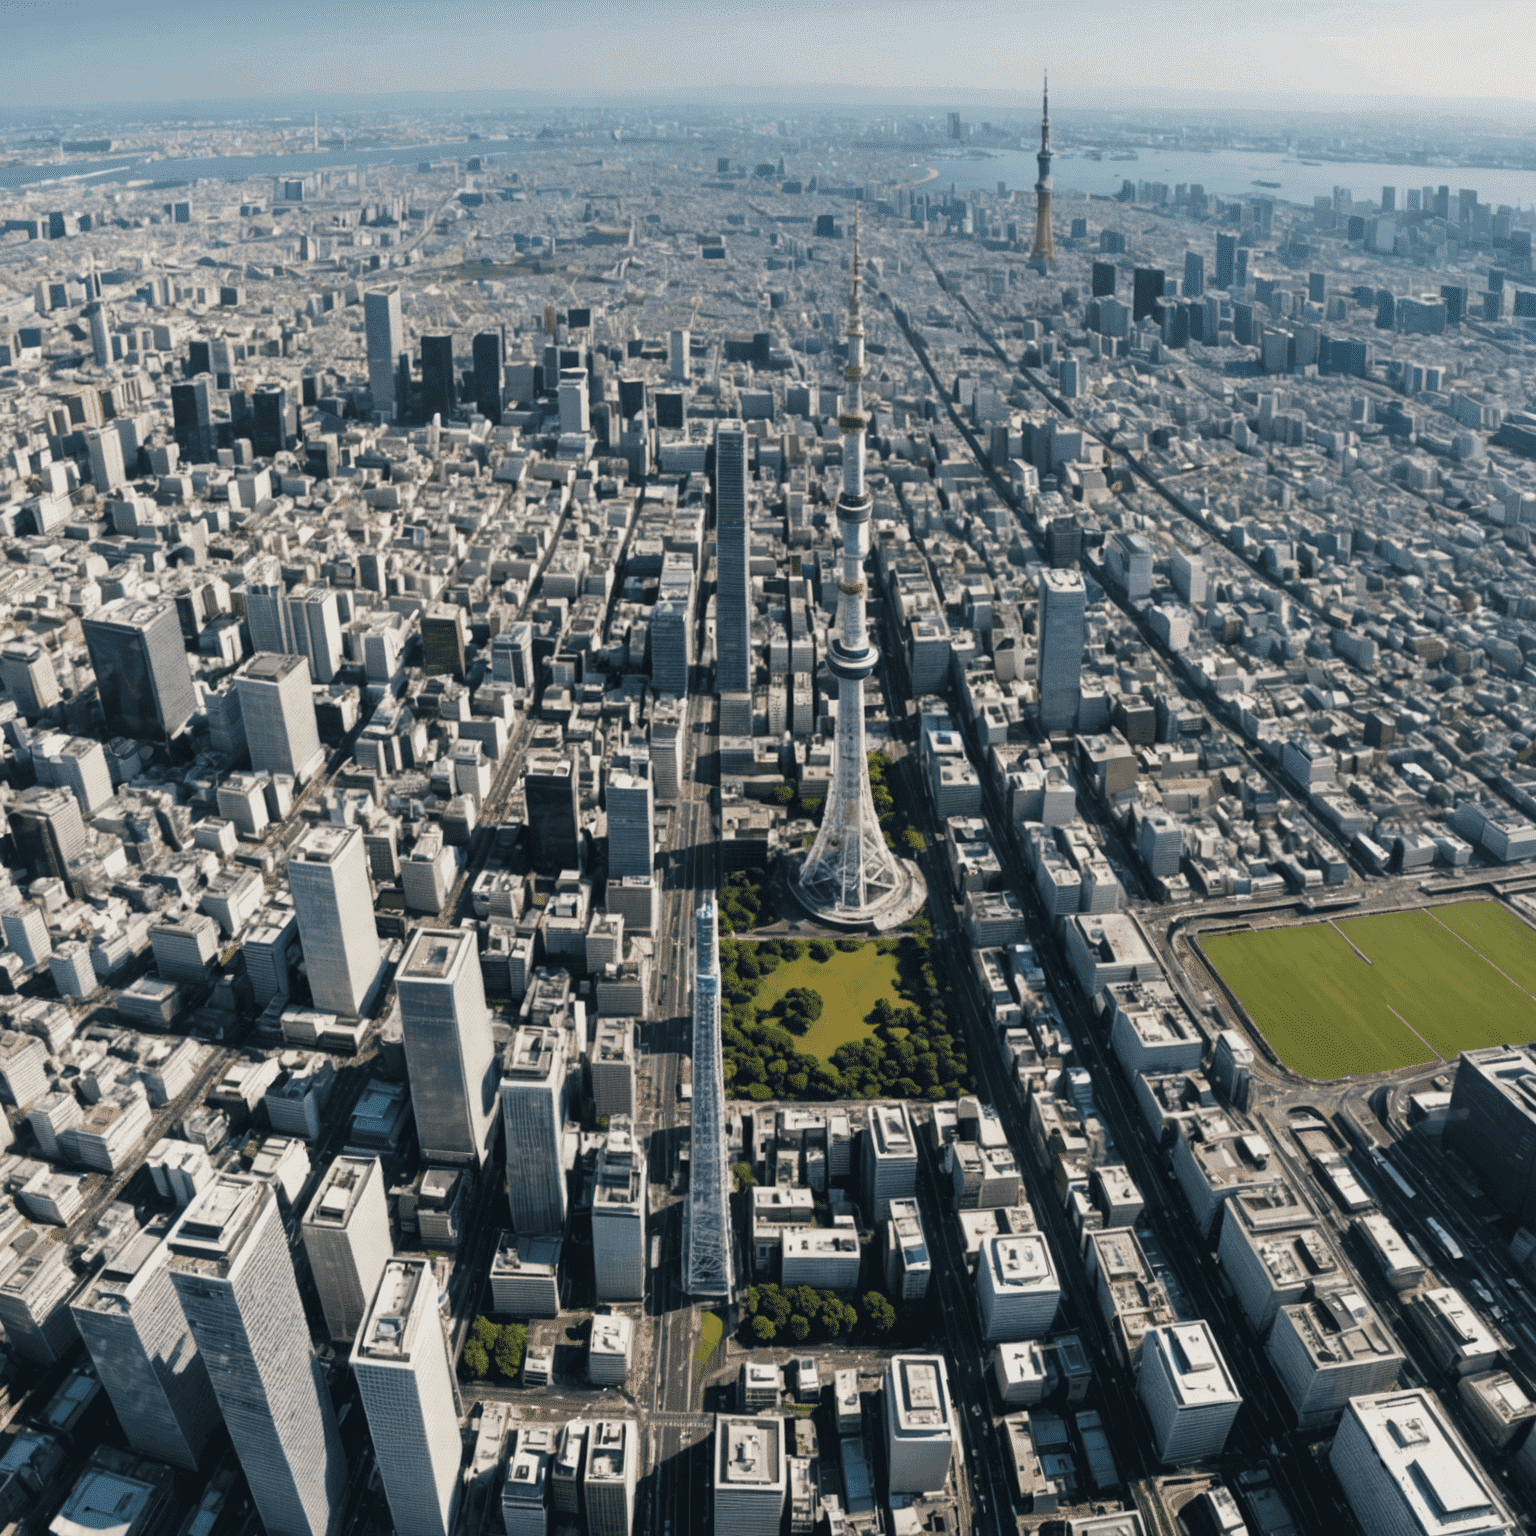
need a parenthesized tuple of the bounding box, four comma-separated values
(3, 0, 1533, 110)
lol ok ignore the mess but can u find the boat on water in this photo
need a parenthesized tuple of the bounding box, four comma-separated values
(1252, 179, 1281, 189)
(1109, 151, 1139, 162)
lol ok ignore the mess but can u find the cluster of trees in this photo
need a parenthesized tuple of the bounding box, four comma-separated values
(718, 870, 765, 935)
(772, 986, 824, 1035)
(462, 1317, 527, 1380)
(721, 925, 973, 1103)
(739, 1283, 897, 1345)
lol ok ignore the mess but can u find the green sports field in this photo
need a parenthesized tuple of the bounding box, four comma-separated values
(1201, 900, 1536, 1080)
(750, 945, 902, 1063)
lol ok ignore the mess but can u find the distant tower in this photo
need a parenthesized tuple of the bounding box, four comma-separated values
(790, 218, 925, 929)
(1030, 73, 1055, 266)
(683, 899, 733, 1299)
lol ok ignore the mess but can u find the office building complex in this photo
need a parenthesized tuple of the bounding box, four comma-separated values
(168, 1177, 345, 1536)
(1037, 569, 1086, 733)
(524, 756, 581, 875)
(351, 1260, 462, 1536)
(715, 419, 752, 697)
(714, 1415, 786, 1536)
(397, 928, 498, 1167)
(883, 1355, 956, 1495)
(1137, 1322, 1243, 1464)
(976, 1232, 1061, 1341)
(421, 334, 455, 422)
(288, 825, 383, 1017)
(684, 899, 733, 1299)
(364, 287, 403, 415)
(791, 232, 923, 927)
(590, 1117, 646, 1302)
(301, 1155, 392, 1344)
(236, 653, 324, 781)
(72, 1219, 219, 1471)
(500, 1026, 569, 1233)
(1330, 1390, 1513, 1536)
(472, 329, 504, 424)
(82, 600, 198, 742)
(604, 761, 655, 881)
(1446, 1046, 1536, 1223)
(582, 1420, 637, 1536)
(862, 1103, 918, 1221)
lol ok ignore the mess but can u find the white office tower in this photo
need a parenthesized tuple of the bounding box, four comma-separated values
(883, 1356, 956, 1495)
(1266, 1289, 1406, 1427)
(862, 1103, 918, 1221)
(291, 585, 343, 684)
(976, 1232, 1061, 1341)
(237, 653, 325, 781)
(591, 1117, 646, 1302)
(71, 1220, 219, 1471)
(289, 825, 383, 1018)
(500, 1027, 569, 1233)
(605, 762, 655, 881)
(714, 419, 752, 699)
(1331, 1390, 1514, 1536)
(365, 287, 404, 415)
(791, 233, 924, 928)
(582, 1420, 637, 1536)
(684, 899, 734, 1299)
(168, 1176, 345, 1536)
(1137, 1323, 1243, 1464)
(669, 327, 690, 381)
(558, 369, 589, 435)
(351, 1260, 462, 1536)
(502, 1427, 553, 1536)
(397, 928, 497, 1168)
(244, 555, 296, 656)
(301, 1155, 393, 1344)
(715, 1415, 787, 1536)
(1036, 569, 1086, 735)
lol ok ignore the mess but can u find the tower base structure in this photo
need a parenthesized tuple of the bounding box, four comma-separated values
(788, 853, 928, 932)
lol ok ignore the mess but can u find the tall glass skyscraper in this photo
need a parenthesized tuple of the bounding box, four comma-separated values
(499, 1026, 569, 1233)
(351, 1259, 463, 1536)
(364, 287, 403, 415)
(168, 1177, 345, 1536)
(396, 928, 498, 1168)
(72, 1217, 219, 1471)
(288, 825, 383, 1018)
(82, 599, 198, 743)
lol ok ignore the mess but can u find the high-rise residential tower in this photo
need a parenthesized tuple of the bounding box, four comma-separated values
(1030, 74, 1054, 265)
(684, 899, 733, 1298)
(396, 928, 498, 1167)
(72, 1217, 220, 1471)
(714, 419, 751, 699)
(499, 1026, 569, 1233)
(351, 1259, 462, 1536)
(288, 825, 383, 1018)
(790, 225, 925, 928)
(83, 600, 199, 743)
(168, 1176, 345, 1536)
(364, 287, 403, 416)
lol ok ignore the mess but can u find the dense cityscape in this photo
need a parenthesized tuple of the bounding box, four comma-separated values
(0, 62, 1535, 1536)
